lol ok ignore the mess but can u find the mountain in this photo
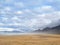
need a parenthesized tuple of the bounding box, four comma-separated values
(0, 31, 23, 33)
(34, 25, 60, 34)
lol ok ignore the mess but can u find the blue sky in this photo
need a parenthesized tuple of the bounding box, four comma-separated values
(0, 0, 60, 32)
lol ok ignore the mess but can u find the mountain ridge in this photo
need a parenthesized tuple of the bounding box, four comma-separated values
(34, 25, 60, 34)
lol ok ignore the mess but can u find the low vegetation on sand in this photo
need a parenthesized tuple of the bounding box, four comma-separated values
(0, 34, 60, 45)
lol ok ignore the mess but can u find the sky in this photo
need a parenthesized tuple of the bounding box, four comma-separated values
(0, 0, 60, 32)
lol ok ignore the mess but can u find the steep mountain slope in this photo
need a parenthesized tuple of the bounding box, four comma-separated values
(34, 25, 60, 34)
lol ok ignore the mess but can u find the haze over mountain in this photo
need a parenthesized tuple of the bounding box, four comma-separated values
(34, 25, 60, 34)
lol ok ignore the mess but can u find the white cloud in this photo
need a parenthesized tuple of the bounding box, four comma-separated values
(0, 10, 6, 14)
(4, 7, 11, 11)
(27, 19, 37, 27)
(15, 11, 23, 14)
(14, 2, 24, 8)
(24, 0, 43, 7)
(20, 5, 60, 31)
(2, 17, 8, 21)
(0, 28, 14, 31)
(1, 0, 60, 32)
(23, 9, 32, 13)
(0, 23, 5, 26)
(8, 5, 59, 31)
(30, 11, 60, 30)
(0, 7, 13, 14)
(33, 6, 54, 13)
(12, 16, 19, 20)
(41, 6, 54, 11)
(8, 23, 21, 26)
